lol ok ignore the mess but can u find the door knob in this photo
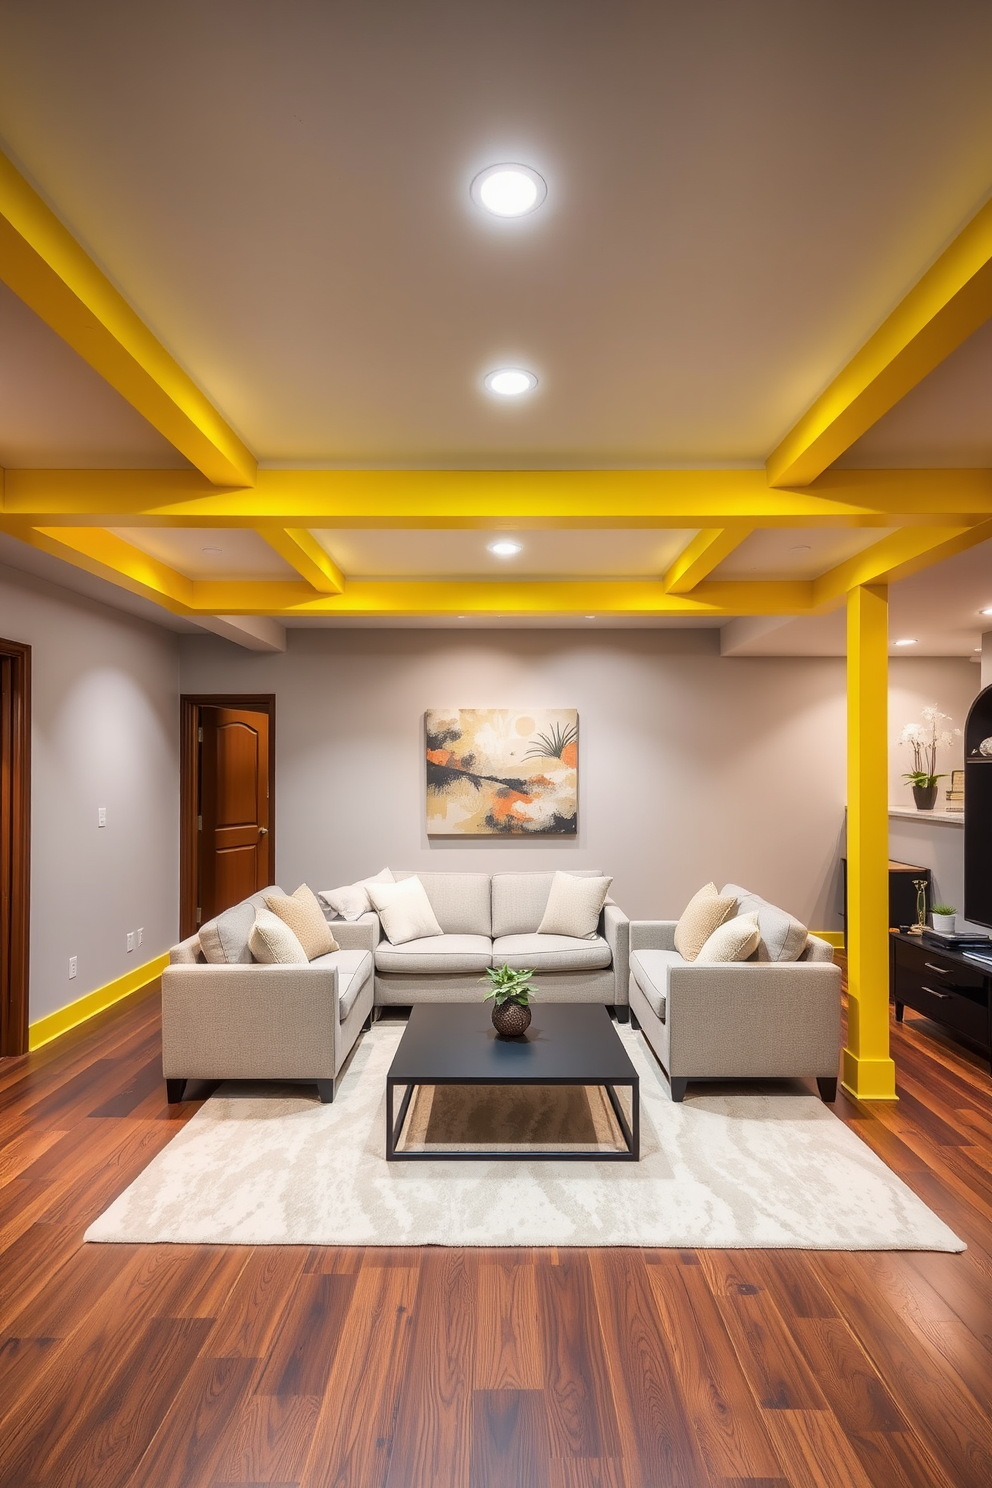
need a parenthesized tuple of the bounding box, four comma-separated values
(259, 826, 268, 836)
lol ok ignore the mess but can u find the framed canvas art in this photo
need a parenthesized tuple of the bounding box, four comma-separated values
(426, 708, 578, 835)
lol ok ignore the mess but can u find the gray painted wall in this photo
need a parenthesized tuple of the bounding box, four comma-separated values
(0, 563, 180, 1022)
(181, 628, 856, 928)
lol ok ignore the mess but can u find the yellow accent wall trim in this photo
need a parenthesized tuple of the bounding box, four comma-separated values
(767, 194, 992, 486)
(812, 930, 845, 948)
(0, 150, 256, 487)
(28, 953, 168, 1051)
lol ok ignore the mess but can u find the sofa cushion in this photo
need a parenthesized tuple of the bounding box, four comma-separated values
(696, 911, 760, 964)
(368, 876, 444, 945)
(492, 933, 612, 972)
(310, 948, 373, 1020)
(265, 884, 340, 959)
(393, 871, 492, 935)
(318, 868, 394, 921)
(630, 948, 686, 1019)
(249, 908, 309, 965)
(491, 870, 606, 938)
(720, 884, 808, 962)
(674, 884, 736, 961)
(374, 934, 493, 975)
(537, 872, 613, 940)
(199, 885, 286, 964)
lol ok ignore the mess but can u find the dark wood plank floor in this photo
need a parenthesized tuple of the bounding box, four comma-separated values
(2, 982, 991, 1488)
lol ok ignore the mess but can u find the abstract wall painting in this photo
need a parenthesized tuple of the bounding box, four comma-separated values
(426, 709, 578, 836)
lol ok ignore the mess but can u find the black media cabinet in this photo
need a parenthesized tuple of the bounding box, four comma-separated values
(889, 930, 992, 1075)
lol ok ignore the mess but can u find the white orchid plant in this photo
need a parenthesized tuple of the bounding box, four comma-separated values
(900, 706, 960, 789)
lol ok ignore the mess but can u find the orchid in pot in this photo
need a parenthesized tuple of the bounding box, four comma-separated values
(900, 707, 959, 811)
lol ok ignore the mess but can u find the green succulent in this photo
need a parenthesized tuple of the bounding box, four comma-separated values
(932, 904, 957, 917)
(481, 963, 537, 1007)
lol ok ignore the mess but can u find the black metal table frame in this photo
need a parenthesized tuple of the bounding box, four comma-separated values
(386, 1074, 640, 1162)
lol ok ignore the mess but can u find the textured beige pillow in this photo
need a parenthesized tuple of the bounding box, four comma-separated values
(695, 911, 760, 964)
(249, 907, 309, 964)
(367, 875, 443, 945)
(265, 884, 339, 959)
(537, 872, 613, 939)
(674, 883, 737, 961)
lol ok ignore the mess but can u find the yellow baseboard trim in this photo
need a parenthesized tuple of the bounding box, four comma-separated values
(813, 930, 845, 948)
(29, 953, 169, 1051)
(841, 1048, 898, 1102)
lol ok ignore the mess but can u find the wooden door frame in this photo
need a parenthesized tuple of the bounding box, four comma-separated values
(1, 637, 31, 1057)
(179, 695, 276, 941)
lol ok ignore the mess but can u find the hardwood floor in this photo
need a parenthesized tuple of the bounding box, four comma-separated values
(1, 984, 991, 1488)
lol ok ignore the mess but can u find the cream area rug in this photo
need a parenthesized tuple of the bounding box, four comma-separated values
(85, 1024, 963, 1250)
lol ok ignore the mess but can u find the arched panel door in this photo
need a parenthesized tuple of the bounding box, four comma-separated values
(198, 705, 272, 924)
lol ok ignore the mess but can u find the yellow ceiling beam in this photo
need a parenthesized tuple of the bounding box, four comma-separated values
(0, 151, 256, 488)
(23, 526, 195, 608)
(259, 528, 344, 593)
(767, 194, 992, 486)
(663, 528, 754, 593)
(6, 467, 992, 528)
(812, 521, 992, 611)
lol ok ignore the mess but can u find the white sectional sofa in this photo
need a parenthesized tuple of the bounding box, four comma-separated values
(328, 870, 629, 1009)
(162, 869, 629, 1103)
(628, 883, 841, 1103)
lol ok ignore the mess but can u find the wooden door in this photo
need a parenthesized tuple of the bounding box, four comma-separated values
(198, 706, 272, 924)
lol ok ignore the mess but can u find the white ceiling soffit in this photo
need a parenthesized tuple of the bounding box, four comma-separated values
(711, 527, 897, 581)
(835, 317, 992, 468)
(108, 528, 298, 580)
(2, 3, 992, 465)
(0, 280, 191, 469)
(721, 536, 992, 657)
(313, 528, 694, 579)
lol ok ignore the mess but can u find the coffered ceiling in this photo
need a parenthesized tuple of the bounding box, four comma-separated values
(1, 0, 992, 648)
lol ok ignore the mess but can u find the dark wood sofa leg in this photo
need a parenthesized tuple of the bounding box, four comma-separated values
(316, 1079, 335, 1104)
(629, 1010, 640, 1031)
(669, 1077, 688, 1103)
(894, 1001, 904, 1022)
(816, 1077, 838, 1102)
(166, 1078, 186, 1104)
(614, 1005, 629, 1024)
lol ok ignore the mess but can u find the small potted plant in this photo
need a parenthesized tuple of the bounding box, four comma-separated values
(931, 904, 957, 932)
(482, 963, 536, 1038)
(900, 707, 959, 810)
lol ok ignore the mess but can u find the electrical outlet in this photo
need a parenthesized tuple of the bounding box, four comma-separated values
(97, 806, 107, 827)
(68, 956, 77, 979)
(126, 931, 136, 953)
(137, 927, 144, 947)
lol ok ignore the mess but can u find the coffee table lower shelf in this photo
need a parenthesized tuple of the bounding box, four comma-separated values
(386, 1075, 640, 1161)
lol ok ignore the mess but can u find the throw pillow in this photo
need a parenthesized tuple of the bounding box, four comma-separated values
(674, 883, 737, 962)
(367, 875, 444, 945)
(248, 907, 309, 964)
(264, 884, 339, 959)
(695, 911, 761, 964)
(319, 868, 395, 922)
(537, 871, 613, 940)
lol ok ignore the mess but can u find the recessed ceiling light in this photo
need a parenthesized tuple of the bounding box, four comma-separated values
(201, 546, 223, 554)
(981, 607, 992, 616)
(894, 638, 917, 646)
(471, 164, 547, 217)
(788, 544, 811, 554)
(485, 368, 538, 397)
(585, 614, 596, 619)
(488, 540, 522, 557)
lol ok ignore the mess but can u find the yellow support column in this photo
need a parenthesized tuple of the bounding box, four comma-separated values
(844, 584, 897, 1100)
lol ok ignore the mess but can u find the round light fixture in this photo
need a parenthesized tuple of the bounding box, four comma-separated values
(788, 544, 811, 554)
(585, 614, 596, 619)
(485, 368, 537, 397)
(471, 164, 547, 217)
(981, 607, 992, 616)
(488, 540, 522, 557)
(894, 638, 918, 646)
(201, 545, 223, 554)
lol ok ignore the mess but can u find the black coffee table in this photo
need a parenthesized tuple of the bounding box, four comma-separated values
(385, 1003, 639, 1161)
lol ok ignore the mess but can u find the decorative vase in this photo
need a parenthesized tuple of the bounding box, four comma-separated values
(932, 913, 956, 932)
(491, 1001, 532, 1038)
(912, 784, 938, 810)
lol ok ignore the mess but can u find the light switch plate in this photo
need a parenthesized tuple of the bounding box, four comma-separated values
(98, 806, 107, 827)
(68, 956, 77, 979)
(126, 931, 136, 953)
